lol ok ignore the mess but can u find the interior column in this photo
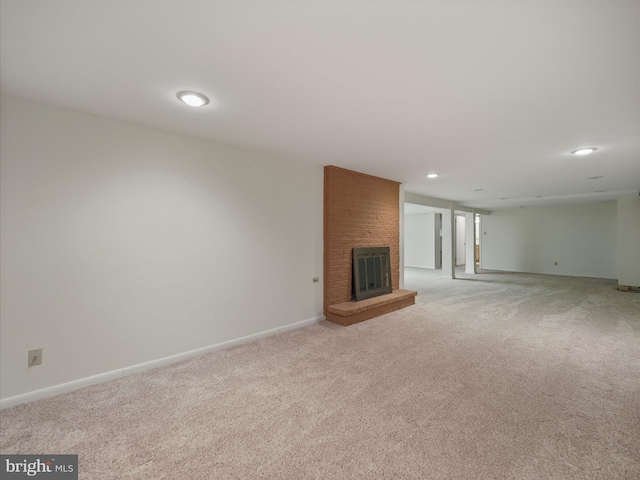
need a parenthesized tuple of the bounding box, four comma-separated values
(465, 211, 476, 274)
(441, 205, 456, 278)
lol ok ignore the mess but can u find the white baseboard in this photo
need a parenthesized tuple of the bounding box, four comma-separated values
(1, 315, 325, 410)
(478, 267, 617, 280)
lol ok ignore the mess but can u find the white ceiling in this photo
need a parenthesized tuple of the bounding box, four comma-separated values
(1, 1, 638, 211)
(405, 203, 443, 216)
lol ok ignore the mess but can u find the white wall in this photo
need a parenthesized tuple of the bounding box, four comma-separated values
(481, 204, 617, 279)
(404, 214, 436, 269)
(455, 216, 465, 266)
(0, 95, 324, 401)
(442, 207, 455, 278)
(435, 214, 442, 269)
(617, 194, 640, 286)
(465, 212, 475, 274)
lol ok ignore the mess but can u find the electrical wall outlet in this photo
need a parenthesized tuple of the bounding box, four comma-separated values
(28, 348, 42, 367)
(312, 277, 320, 283)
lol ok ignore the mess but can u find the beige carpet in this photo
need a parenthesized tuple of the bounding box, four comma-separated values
(1, 268, 639, 479)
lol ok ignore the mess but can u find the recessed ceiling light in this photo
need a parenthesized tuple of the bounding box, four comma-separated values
(425, 173, 438, 179)
(571, 147, 597, 155)
(176, 91, 209, 107)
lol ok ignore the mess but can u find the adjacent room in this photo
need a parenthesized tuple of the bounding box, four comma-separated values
(1, 2, 639, 479)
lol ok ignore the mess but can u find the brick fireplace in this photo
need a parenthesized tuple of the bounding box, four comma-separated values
(324, 166, 416, 326)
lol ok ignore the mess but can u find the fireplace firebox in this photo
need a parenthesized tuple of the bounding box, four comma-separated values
(353, 247, 392, 301)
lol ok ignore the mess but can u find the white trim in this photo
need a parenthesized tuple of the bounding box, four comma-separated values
(399, 184, 405, 290)
(476, 268, 617, 280)
(1, 315, 325, 410)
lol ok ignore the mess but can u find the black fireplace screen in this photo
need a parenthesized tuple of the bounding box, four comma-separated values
(353, 247, 392, 301)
